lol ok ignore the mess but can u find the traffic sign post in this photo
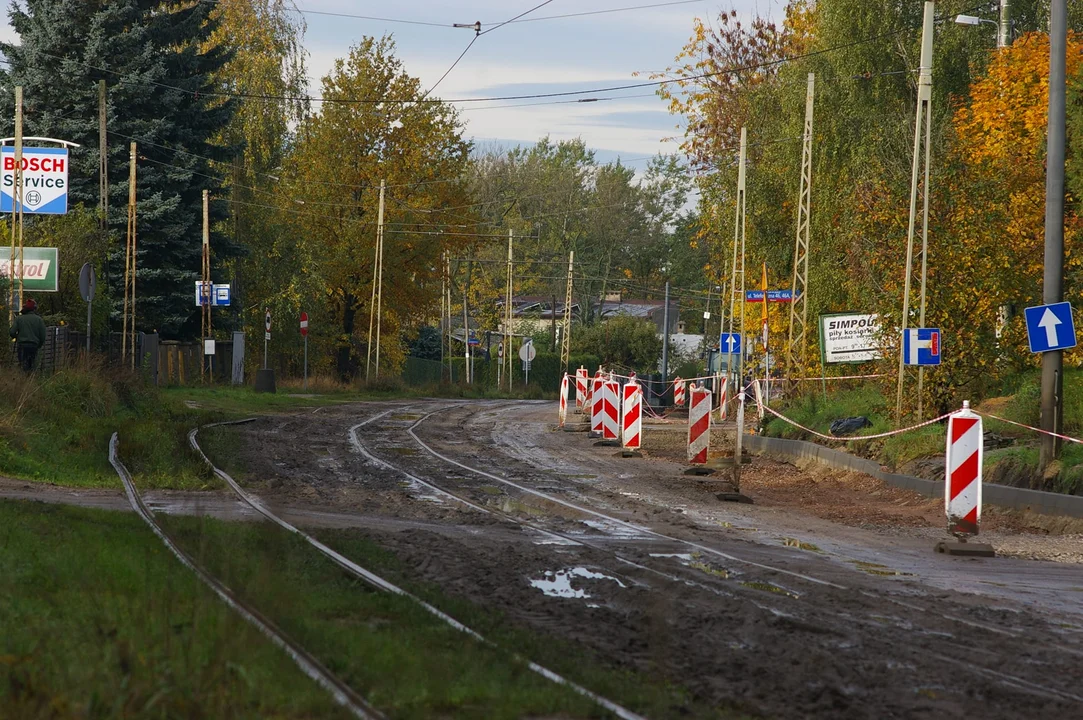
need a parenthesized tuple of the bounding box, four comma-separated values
(719, 332, 742, 356)
(254, 310, 277, 394)
(519, 339, 536, 385)
(264, 311, 271, 369)
(300, 312, 309, 391)
(1025, 301, 1076, 353)
(78, 262, 95, 356)
(903, 328, 941, 366)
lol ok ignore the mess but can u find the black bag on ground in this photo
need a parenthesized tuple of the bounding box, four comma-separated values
(829, 416, 872, 437)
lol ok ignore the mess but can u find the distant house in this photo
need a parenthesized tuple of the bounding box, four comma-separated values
(594, 298, 680, 335)
(497, 295, 581, 335)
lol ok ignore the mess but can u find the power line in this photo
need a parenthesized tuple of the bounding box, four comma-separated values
(479, 0, 557, 35)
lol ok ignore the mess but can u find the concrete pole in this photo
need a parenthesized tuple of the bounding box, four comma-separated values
(896, 1, 935, 424)
(998, 0, 1010, 49)
(374, 179, 385, 379)
(1040, 0, 1067, 469)
(661, 281, 670, 386)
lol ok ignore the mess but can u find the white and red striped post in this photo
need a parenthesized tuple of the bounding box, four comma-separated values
(558, 373, 569, 427)
(574, 366, 589, 414)
(718, 376, 729, 421)
(601, 379, 620, 440)
(673, 376, 686, 407)
(622, 381, 642, 451)
(687, 384, 712, 464)
(590, 373, 605, 435)
(945, 401, 983, 537)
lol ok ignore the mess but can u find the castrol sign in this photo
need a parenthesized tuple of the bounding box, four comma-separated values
(0, 247, 59, 291)
(1, 146, 69, 214)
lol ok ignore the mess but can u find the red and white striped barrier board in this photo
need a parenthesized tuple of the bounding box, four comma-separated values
(575, 367, 589, 413)
(622, 381, 642, 450)
(590, 374, 606, 435)
(945, 401, 983, 536)
(558, 373, 569, 427)
(687, 384, 712, 464)
(718, 377, 729, 421)
(674, 377, 686, 407)
(602, 379, 620, 440)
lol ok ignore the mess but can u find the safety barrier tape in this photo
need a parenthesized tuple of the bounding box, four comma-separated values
(975, 410, 1083, 445)
(760, 404, 952, 442)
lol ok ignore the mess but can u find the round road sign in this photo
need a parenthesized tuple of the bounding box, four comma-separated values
(300, 311, 309, 337)
(265, 310, 272, 332)
(519, 340, 536, 363)
(78, 263, 96, 303)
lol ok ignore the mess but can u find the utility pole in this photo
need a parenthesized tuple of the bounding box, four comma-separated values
(1041, 0, 1067, 469)
(122, 142, 137, 369)
(446, 253, 453, 382)
(661, 281, 671, 382)
(201, 190, 211, 383)
(736, 127, 748, 386)
(463, 264, 471, 384)
(365, 179, 385, 381)
(896, 1, 935, 424)
(7, 86, 21, 325)
(374, 179, 385, 379)
(440, 249, 446, 380)
(98, 80, 108, 316)
(503, 229, 513, 390)
(560, 251, 574, 372)
(787, 73, 815, 379)
(998, 0, 1010, 49)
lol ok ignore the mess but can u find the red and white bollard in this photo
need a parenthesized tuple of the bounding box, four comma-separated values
(718, 376, 729, 421)
(687, 384, 712, 464)
(590, 373, 605, 435)
(937, 401, 994, 556)
(558, 373, 569, 428)
(622, 381, 642, 452)
(574, 366, 589, 414)
(674, 376, 686, 407)
(601, 379, 620, 440)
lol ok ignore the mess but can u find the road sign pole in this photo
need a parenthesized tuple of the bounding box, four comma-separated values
(1040, 0, 1067, 469)
(304, 335, 308, 391)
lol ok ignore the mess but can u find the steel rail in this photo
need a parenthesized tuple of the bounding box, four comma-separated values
(108, 433, 384, 720)
(190, 417, 647, 720)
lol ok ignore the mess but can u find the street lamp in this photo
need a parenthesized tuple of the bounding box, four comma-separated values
(955, 0, 1011, 49)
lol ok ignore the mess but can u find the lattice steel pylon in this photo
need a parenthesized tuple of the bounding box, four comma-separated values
(787, 73, 815, 378)
(559, 251, 574, 372)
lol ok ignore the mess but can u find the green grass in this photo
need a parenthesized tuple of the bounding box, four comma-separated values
(0, 499, 352, 719)
(159, 512, 644, 719)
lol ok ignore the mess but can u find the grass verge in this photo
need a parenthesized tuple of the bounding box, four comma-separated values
(0, 499, 351, 719)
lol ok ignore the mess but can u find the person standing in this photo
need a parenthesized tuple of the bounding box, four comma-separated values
(9, 298, 46, 373)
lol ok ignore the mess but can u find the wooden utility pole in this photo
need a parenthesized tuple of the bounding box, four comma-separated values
(201, 189, 211, 383)
(787, 73, 815, 379)
(122, 142, 137, 368)
(8, 86, 22, 324)
(503, 229, 513, 389)
(559, 251, 574, 373)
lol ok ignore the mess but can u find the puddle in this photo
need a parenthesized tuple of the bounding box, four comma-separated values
(649, 553, 694, 561)
(530, 567, 627, 599)
(739, 581, 801, 599)
(397, 479, 445, 504)
(581, 518, 650, 540)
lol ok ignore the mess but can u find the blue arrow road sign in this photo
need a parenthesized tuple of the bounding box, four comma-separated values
(1024, 301, 1077, 353)
(902, 328, 941, 366)
(719, 332, 742, 354)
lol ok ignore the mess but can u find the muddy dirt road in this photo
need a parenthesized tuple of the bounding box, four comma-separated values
(189, 398, 1083, 719)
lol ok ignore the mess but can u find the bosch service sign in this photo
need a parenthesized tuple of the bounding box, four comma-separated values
(1, 146, 69, 214)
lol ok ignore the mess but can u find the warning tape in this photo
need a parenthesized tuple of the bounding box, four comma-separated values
(974, 410, 1083, 445)
(760, 404, 952, 442)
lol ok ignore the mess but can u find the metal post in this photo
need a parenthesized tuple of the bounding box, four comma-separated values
(504, 229, 513, 390)
(998, 0, 1010, 49)
(787, 74, 814, 378)
(123, 142, 137, 369)
(304, 335, 308, 391)
(737, 128, 748, 390)
(661, 281, 671, 383)
(99, 80, 108, 302)
(202, 189, 210, 384)
(8, 86, 20, 325)
(896, 1, 935, 423)
(1041, 0, 1067, 469)
(463, 272, 470, 384)
(86, 300, 92, 355)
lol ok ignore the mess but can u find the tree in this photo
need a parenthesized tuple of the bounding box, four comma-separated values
(0, 0, 237, 337)
(573, 315, 662, 371)
(279, 36, 472, 380)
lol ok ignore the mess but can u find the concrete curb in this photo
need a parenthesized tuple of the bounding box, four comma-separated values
(745, 434, 1083, 519)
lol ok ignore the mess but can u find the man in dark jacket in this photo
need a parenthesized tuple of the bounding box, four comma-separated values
(9, 298, 46, 373)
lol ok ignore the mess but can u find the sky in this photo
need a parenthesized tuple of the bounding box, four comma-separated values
(288, 0, 782, 167)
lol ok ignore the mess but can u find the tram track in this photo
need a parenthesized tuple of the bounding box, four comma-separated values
(188, 418, 647, 720)
(108, 433, 382, 720)
(355, 401, 1083, 710)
